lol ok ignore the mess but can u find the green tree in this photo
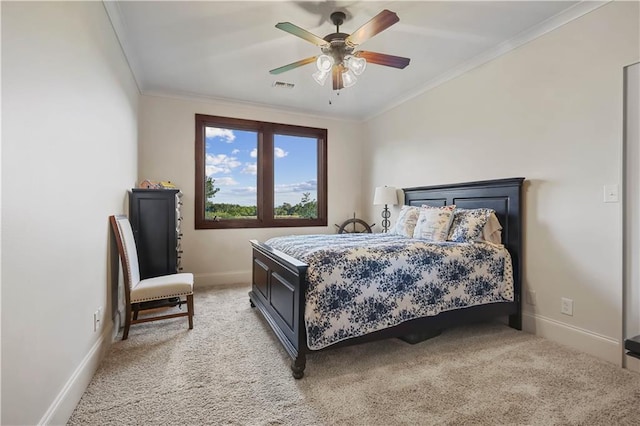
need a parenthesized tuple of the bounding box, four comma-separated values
(275, 202, 294, 217)
(205, 176, 220, 200)
(205, 177, 221, 214)
(297, 192, 317, 219)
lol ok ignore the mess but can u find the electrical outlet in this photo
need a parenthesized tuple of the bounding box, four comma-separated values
(525, 290, 537, 306)
(93, 307, 102, 332)
(561, 297, 573, 316)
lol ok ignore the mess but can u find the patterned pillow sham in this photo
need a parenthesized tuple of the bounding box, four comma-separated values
(412, 205, 456, 241)
(447, 208, 495, 243)
(391, 205, 420, 237)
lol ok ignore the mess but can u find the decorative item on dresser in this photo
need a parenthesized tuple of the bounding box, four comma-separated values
(373, 185, 398, 232)
(249, 177, 524, 378)
(129, 188, 183, 279)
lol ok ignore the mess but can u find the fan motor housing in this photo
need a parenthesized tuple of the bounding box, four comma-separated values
(323, 32, 350, 43)
(322, 33, 354, 61)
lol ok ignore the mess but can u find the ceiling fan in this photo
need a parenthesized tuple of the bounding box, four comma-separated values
(270, 9, 410, 91)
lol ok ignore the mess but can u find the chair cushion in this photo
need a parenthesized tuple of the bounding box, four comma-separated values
(131, 273, 194, 303)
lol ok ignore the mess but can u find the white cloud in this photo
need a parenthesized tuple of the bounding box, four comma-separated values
(227, 186, 257, 195)
(211, 176, 238, 186)
(205, 127, 235, 143)
(205, 153, 241, 175)
(231, 149, 240, 154)
(250, 148, 257, 158)
(275, 180, 317, 194)
(274, 147, 288, 158)
(208, 185, 257, 206)
(242, 162, 257, 175)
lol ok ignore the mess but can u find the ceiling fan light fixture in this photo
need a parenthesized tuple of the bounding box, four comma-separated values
(345, 55, 367, 76)
(342, 68, 357, 88)
(316, 54, 334, 72)
(312, 69, 330, 86)
(271, 9, 409, 92)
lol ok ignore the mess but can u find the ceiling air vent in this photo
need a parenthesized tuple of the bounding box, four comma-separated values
(272, 81, 295, 89)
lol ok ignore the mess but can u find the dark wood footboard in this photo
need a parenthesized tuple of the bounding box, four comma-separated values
(249, 240, 308, 378)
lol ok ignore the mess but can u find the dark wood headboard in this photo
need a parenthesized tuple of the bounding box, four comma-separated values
(403, 177, 525, 304)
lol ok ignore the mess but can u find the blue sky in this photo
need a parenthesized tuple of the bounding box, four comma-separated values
(205, 127, 318, 206)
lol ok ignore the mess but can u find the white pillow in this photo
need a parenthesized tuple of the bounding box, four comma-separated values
(413, 205, 456, 241)
(391, 205, 420, 237)
(481, 212, 503, 244)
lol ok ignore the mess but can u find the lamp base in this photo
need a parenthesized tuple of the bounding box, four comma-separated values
(381, 205, 391, 233)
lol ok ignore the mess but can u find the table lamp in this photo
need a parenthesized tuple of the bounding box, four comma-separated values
(373, 186, 398, 232)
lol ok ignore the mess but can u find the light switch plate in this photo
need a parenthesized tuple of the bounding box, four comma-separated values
(604, 184, 619, 203)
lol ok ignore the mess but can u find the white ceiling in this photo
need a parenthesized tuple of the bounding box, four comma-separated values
(105, 1, 603, 121)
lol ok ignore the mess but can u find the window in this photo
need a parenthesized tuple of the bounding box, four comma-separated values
(195, 114, 327, 229)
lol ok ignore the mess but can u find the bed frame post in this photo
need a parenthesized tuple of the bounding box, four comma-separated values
(249, 240, 309, 379)
(509, 312, 522, 330)
(291, 355, 306, 379)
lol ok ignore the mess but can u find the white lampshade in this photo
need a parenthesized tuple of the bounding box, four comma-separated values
(373, 186, 398, 206)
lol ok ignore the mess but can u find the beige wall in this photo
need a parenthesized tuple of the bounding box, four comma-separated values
(1, 2, 139, 424)
(2, 2, 636, 423)
(361, 1, 640, 364)
(138, 95, 364, 285)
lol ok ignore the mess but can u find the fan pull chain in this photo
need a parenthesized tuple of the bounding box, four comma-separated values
(328, 90, 340, 105)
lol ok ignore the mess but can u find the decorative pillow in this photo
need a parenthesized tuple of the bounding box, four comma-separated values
(412, 205, 456, 241)
(391, 205, 420, 237)
(481, 212, 503, 244)
(447, 208, 495, 243)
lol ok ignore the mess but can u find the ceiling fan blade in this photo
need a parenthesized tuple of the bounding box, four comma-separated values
(269, 56, 318, 75)
(345, 9, 399, 46)
(355, 51, 410, 69)
(275, 22, 329, 47)
(332, 65, 344, 90)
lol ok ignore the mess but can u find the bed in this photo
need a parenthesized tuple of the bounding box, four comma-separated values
(249, 177, 524, 378)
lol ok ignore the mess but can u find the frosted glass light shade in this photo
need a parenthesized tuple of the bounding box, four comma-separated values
(373, 186, 398, 205)
(316, 54, 334, 72)
(312, 69, 330, 86)
(345, 55, 367, 75)
(342, 69, 357, 88)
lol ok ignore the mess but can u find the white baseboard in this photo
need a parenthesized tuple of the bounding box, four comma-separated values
(195, 270, 251, 287)
(523, 311, 621, 365)
(39, 322, 113, 425)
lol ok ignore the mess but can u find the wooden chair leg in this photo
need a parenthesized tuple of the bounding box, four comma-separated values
(187, 294, 194, 329)
(133, 304, 140, 321)
(123, 305, 132, 340)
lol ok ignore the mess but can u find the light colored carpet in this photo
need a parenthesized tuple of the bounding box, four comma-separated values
(69, 284, 640, 425)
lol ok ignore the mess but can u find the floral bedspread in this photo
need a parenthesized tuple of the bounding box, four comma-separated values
(265, 233, 514, 350)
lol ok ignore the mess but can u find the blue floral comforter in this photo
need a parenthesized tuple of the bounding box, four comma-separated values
(265, 233, 514, 350)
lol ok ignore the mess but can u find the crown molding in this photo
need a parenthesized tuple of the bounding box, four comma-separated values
(103, 0, 143, 94)
(141, 89, 362, 124)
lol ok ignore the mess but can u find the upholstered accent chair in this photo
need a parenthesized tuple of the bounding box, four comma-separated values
(110, 214, 194, 340)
